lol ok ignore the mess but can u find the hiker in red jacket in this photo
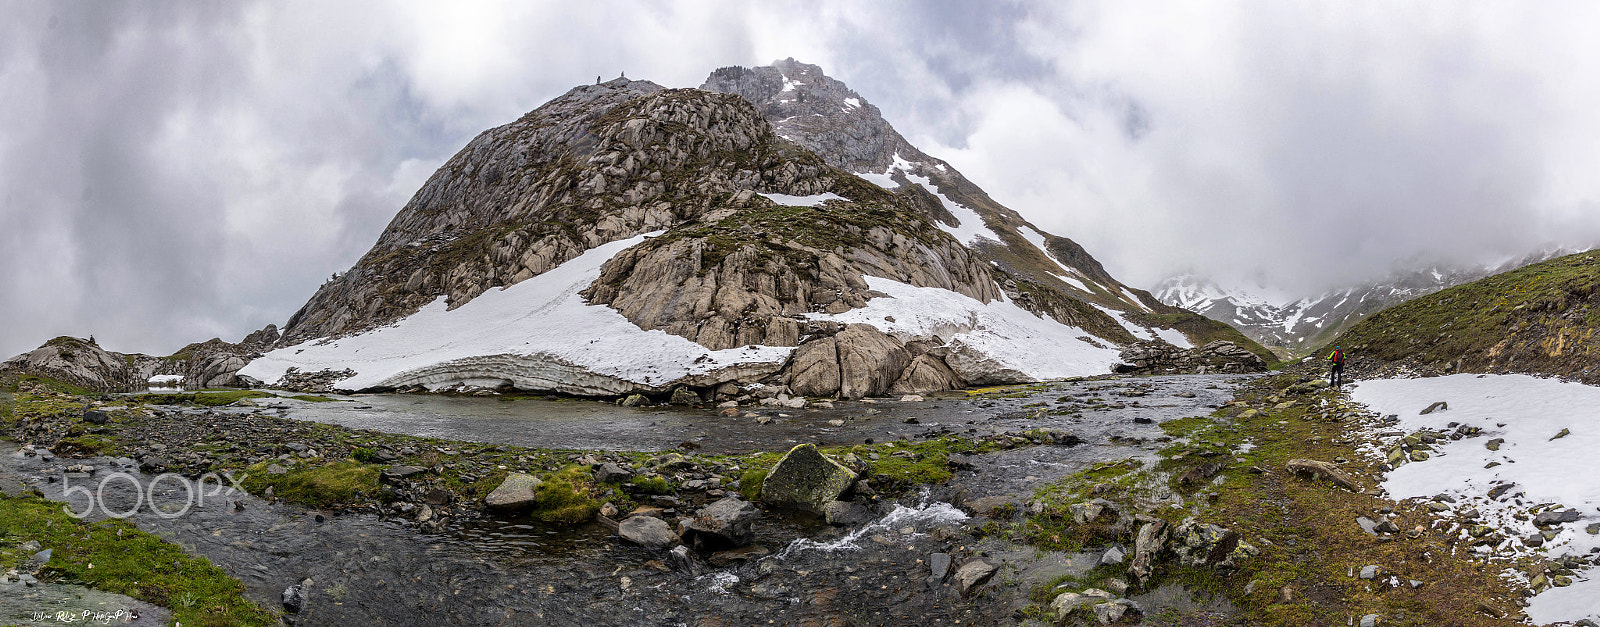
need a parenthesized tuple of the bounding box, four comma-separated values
(1327, 346, 1345, 387)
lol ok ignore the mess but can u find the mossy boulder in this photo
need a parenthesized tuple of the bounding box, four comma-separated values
(759, 443, 857, 513)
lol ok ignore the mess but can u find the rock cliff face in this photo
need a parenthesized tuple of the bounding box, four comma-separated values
(233, 61, 1270, 397)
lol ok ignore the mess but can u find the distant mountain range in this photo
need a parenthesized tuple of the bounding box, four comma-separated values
(1154, 248, 1584, 357)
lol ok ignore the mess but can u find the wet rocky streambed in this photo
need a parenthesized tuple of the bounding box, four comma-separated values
(1, 375, 1249, 626)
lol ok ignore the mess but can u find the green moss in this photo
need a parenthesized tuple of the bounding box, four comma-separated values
(531, 465, 601, 524)
(630, 474, 674, 495)
(12, 374, 98, 397)
(54, 434, 117, 457)
(240, 460, 380, 508)
(128, 390, 273, 407)
(287, 394, 338, 402)
(0, 494, 276, 626)
(737, 467, 767, 501)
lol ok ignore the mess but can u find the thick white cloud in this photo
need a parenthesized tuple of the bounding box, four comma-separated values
(4, 1, 1600, 358)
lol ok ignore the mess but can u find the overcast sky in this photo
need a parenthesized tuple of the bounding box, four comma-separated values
(5, 1, 1600, 358)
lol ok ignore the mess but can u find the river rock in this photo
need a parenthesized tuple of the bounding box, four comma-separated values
(667, 545, 700, 575)
(380, 465, 426, 483)
(759, 443, 857, 513)
(1533, 509, 1582, 526)
(823, 500, 872, 526)
(484, 473, 543, 510)
(927, 552, 952, 588)
(619, 515, 679, 549)
(1128, 519, 1169, 585)
(619, 394, 648, 407)
(953, 558, 1000, 596)
(1051, 592, 1091, 620)
(82, 409, 109, 425)
(282, 583, 305, 614)
(670, 387, 701, 405)
(1093, 600, 1140, 624)
(1100, 544, 1127, 566)
(683, 496, 760, 549)
(594, 463, 634, 484)
(1171, 517, 1258, 571)
(1284, 458, 1359, 491)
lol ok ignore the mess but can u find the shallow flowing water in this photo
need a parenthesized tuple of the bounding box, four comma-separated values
(8, 375, 1248, 625)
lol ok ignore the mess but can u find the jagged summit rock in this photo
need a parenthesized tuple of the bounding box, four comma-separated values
(221, 61, 1270, 397)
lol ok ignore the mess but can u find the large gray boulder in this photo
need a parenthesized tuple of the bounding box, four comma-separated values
(682, 496, 761, 549)
(618, 515, 679, 549)
(484, 473, 542, 510)
(889, 353, 963, 394)
(759, 444, 857, 513)
(835, 325, 910, 399)
(787, 338, 841, 397)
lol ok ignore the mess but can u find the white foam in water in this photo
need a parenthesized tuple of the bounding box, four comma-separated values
(699, 572, 739, 594)
(774, 498, 968, 559)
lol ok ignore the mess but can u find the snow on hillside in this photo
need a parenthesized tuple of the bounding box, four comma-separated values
(242, 234, 1132, 395)
(810, 276, 1124, 380)
(1017, 225, 1104, 294)
(240, 233, 793, 395)
(854, 154, 1000, 246)
(1350, 374, 1600, 623)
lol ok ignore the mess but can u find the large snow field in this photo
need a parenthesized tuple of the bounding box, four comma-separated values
(239, 233, 793, 395)
(810, 276, 1124, 380)
(1350, 374, 1600, 623)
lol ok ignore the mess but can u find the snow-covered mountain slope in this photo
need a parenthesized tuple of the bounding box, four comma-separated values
(237, 62, 1270, 398)
(1155, 249, 1582, 357)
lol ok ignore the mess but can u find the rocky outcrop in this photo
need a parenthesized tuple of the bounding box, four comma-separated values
(0, 329, 278, 392)
(1114, 340, 1269, 375)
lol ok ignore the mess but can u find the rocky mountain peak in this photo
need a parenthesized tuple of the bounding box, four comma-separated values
(702, 58, 929, 174)
(277, 82, 845, 346)
(211, 65, 1276, 397)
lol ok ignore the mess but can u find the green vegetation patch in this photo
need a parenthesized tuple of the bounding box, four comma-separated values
(287, 394, 338, 403)
(128, 390, 274, 407)
(241, 459, 381, 509)
(0, 494, 276, 626)
(530, 465, 602, 524)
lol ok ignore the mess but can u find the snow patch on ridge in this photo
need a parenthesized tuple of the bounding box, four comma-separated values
(1017, 225, 1091, 290)
(808, 276, 1123, 380)
(759, 192, 844, 207)
(239, 233, 792, 395)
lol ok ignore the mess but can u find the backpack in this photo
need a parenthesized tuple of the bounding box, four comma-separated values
(1331, 349, 1344, 365)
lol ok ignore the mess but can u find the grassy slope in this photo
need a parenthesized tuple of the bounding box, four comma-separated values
(1327, 250, 1600, 381)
